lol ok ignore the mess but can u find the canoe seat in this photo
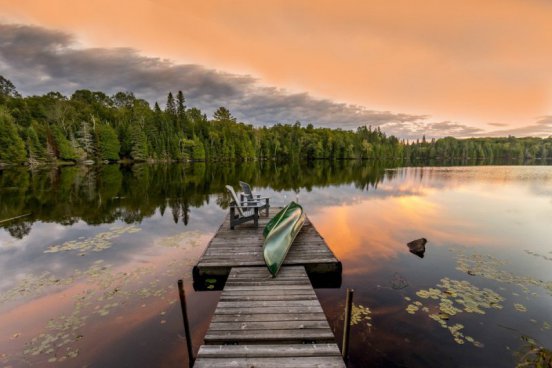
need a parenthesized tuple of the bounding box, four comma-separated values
(226, 185, 265, 229)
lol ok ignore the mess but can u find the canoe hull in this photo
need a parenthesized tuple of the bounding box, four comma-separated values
(263, 202, 306, 277)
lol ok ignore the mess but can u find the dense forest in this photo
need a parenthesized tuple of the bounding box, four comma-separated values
(1, 75, 551, 166)
(404, 135, 552, 162)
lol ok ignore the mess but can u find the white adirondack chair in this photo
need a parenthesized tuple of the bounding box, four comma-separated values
(225, 185, 264, 229)
(239, 181, 270, 216)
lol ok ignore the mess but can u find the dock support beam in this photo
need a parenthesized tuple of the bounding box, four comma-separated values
(178, 279, 195, 368)
(341, 288, 354, 364)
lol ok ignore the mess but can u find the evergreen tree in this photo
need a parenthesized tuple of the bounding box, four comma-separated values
(165, 92, 178, 137)
(0, 108, 26, 163)
(25, 125, 45, 163)
(154, 102, 161, 113)
(96, 123, 121, 161)
(129, 123, 148, 161)
(176, 90, 187, 135)
(213, 106, 236, 122)
(165, 92, 176, 118)
(51, 125, 78, 161)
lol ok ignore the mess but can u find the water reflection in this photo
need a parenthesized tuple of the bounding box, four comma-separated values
(0, 161, 395, 239)
(1, 162, 551, 367)
(311, 166, 552, 368)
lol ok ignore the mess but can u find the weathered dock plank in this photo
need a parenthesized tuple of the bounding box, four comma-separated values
(205, 267, 334, 345)
(193, 207, 341, 278)
(195, 266, 345, 368)
(196, 344, 342, 358)
(195, 354, 345, 368)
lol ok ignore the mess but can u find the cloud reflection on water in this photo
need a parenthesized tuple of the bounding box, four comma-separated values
(310, 166, 552, 277)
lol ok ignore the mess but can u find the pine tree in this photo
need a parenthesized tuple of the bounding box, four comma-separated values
(176, 91, 191, 137)
(96, 123, 120, 161)
(129, 123, 148, 161)
(165, 92, 176, 117)
(25, 125, 45, 164)
(176, 90, 187, 135)
(164, 92, 178, 139)
(213, 106, 236, 122)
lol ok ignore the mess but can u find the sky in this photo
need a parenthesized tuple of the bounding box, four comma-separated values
(0, 0, 551, 139)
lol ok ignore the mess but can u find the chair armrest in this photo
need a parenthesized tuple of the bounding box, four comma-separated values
(240, 199, 261, 205)
(230, 200, 263, 209)
(254, 195, 270, 200)
(241, 202, 265, 209)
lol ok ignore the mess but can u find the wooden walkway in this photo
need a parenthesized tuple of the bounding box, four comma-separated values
(194, 266, 345, 367)
(193, 207, 341, 278)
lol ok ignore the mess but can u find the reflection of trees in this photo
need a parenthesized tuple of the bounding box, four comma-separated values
(0, 160, 399, 238)
(7, 221, 31, 239)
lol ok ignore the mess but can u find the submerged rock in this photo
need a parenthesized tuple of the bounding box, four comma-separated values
(407, 238, 427, 258)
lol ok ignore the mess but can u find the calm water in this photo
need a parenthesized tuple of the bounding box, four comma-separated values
(0, 162, 551, 367)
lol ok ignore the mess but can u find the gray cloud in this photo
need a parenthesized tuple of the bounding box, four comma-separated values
(481, 116, 552, 137)
(379, 120, 483, 139)
(0, 23, 492, 139)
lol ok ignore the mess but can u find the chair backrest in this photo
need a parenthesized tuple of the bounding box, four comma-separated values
(225, 185, 245, 217)
(239, 181, 254, 200)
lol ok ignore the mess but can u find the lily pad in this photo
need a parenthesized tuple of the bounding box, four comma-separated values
(405, 277, 501, 347)
(351, 303, 372, 327)
(513, 303, 527, 312)
(44, 225, 141, 254)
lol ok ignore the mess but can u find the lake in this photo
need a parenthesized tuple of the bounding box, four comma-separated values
(1, 162, 551, 367)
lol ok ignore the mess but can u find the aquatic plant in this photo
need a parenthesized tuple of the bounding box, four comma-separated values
(44, 225, 141, 254)
(351, 303, 372, 327)
(205, 278, 217, 290)
(0, 272, 75, 304)
(2, 230, 202, 364)
(514, 303, 528, 313)
(514, 336, 552, 368)
(155, 231, 202, 248)
(452, 249, 552, 297)
(406, 277, 503, 347)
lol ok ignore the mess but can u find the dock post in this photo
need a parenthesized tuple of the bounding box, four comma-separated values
(341, 288, 354, 363)
(177, 279, 195, 368)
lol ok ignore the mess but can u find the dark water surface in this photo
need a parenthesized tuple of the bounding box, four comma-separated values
(1, 162, 551, 367)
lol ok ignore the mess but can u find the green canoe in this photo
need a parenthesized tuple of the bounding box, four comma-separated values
(263, 201, 306, 277)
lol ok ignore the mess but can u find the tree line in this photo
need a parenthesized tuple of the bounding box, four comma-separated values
(404, 135, 552, 162)
(1, 75, 551, 166)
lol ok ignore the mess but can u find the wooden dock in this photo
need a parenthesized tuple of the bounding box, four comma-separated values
(194, 266, 345, 367)
(192, 207, 344, 367)
(193, 207, 342, 278)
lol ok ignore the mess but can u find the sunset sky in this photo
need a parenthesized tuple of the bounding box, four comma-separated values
(0, 0, 551, 138)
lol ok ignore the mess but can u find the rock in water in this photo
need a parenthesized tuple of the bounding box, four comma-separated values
(407, 238, 427, 258)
